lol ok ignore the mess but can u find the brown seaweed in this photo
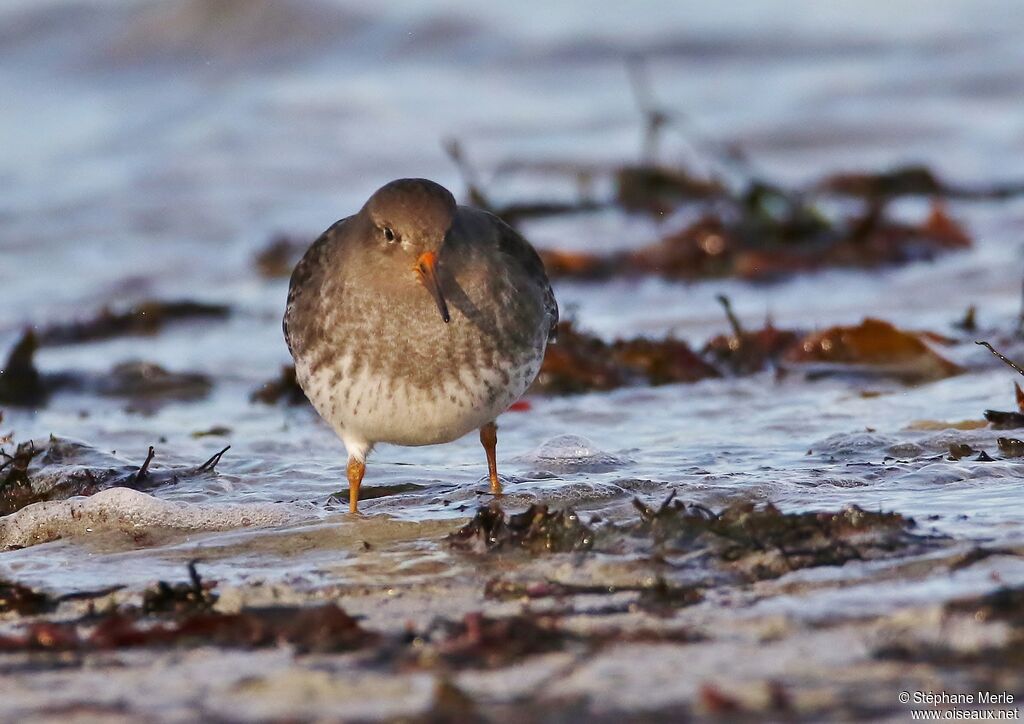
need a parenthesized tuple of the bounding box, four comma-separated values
(784, 318, 963, 382)
(818, 164, 1024, 201)
(250, 364, 308, 405)
(96, 361, 212, 401)
(36, 300, 229, 346)
(403, 611, 573, 670)
(535, 319, 719, 395)
(996, 437, 1024, 457)
(141, 562, 217, 615)
(0, 331, 46, 406)
(625, 492, 922, 581)
(0, 604, 375, 654)
(0, 579, 54, 616)
(539, 197, 971, 282)
(0, 331, 214, 408)
(447, 502, 594, 554)
(254, 234, 307, 278)
(703, 296, 800, 374)
(614, 165, 725, 213)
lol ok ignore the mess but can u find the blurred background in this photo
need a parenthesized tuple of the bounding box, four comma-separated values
(3, 0, 1023, 330)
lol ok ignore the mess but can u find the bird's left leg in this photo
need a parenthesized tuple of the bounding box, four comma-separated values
(479, 422, 502, 495)
(347, 456, 365, 513)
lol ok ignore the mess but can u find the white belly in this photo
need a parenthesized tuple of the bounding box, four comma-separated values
(296, 351, 542, 461)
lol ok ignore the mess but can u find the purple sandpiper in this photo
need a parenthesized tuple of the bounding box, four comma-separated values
(284, 178, 558, 512)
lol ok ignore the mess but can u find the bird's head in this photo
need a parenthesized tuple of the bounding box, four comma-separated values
(363, 178, 457, 323)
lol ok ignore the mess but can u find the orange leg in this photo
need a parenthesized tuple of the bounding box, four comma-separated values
(480, 422, 502, 495)
(347, 457, 365, 514)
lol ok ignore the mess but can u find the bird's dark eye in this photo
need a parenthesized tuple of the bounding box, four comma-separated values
(383, 226, 395, 242)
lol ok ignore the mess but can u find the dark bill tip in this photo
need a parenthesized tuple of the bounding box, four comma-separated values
(416, 252, 451, 324)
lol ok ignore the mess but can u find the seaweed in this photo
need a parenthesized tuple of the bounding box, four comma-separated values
(535, 319, 718, 395)
(254, 234, 307, 278)
(0, 604, 375, 654)
(817, 165, 948, 199)
(947, 585, 1024, 626)
(191, 425, 231, 438)
(996, 438, 1024, 457)
(784, 318, 963, 382)
(0, 441, 39, 512)
(0, 331, 46, 406)
(250, 364, 308, 405)
(36, 300, 229, 346)
(538, 196, 971, 282)
(0, 579, 54, 616)
(818, 164, 1024, 201)
(983, 410, 1024, 429)
(634, 577, 705, 614)
(702, 296, 800, 374)
(446, 502, 594, 554)
(0, 332, 214, 409)
(625, 492, 920, 581)
(614, 165, 725, 213)
(96, 361, 212, 401)
(403, 612, 573, 670)
(948, 443, 976, 460)
(141, 561, 217, 615)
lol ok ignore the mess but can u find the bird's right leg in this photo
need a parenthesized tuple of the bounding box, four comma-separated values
(347, 456, 365, 513)
(480, 422, 502, 495)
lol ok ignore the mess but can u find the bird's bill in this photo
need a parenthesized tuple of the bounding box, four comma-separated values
(415, 251, 451, 324)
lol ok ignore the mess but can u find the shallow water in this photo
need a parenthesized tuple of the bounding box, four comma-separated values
(3, 0, 1024, 609)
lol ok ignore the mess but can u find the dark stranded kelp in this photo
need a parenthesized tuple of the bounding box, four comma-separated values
(254, 234, 308, 278)
(400, 611, 575, 671)
(817, 164, 1024, 201)
(36, 299, 230, 346)
(539, 197, 971, 282)
(0, 330, 213, 409)
(449, 494, 927, 582)
(0, 578, 55, 616)
(250, 364, 307, 405)
(0, 331, 46, 406)
(624, 493, 925, 581)
(0, 603, 375, 654)
(784, 318, 963, 382)
(534, 319, 719, 394)
(447, 502, 594, 554)
(142, 561, 217, 615)
(702, 295, 800, 375)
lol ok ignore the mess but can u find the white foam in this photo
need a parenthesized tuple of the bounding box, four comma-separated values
(0, 488, 306, 549)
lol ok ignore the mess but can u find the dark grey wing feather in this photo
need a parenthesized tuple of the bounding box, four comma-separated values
(489, 214, 559, 343)
(283, 217, 349, 358)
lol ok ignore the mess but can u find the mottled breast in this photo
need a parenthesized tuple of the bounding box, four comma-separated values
(284, 207, 557, 447)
